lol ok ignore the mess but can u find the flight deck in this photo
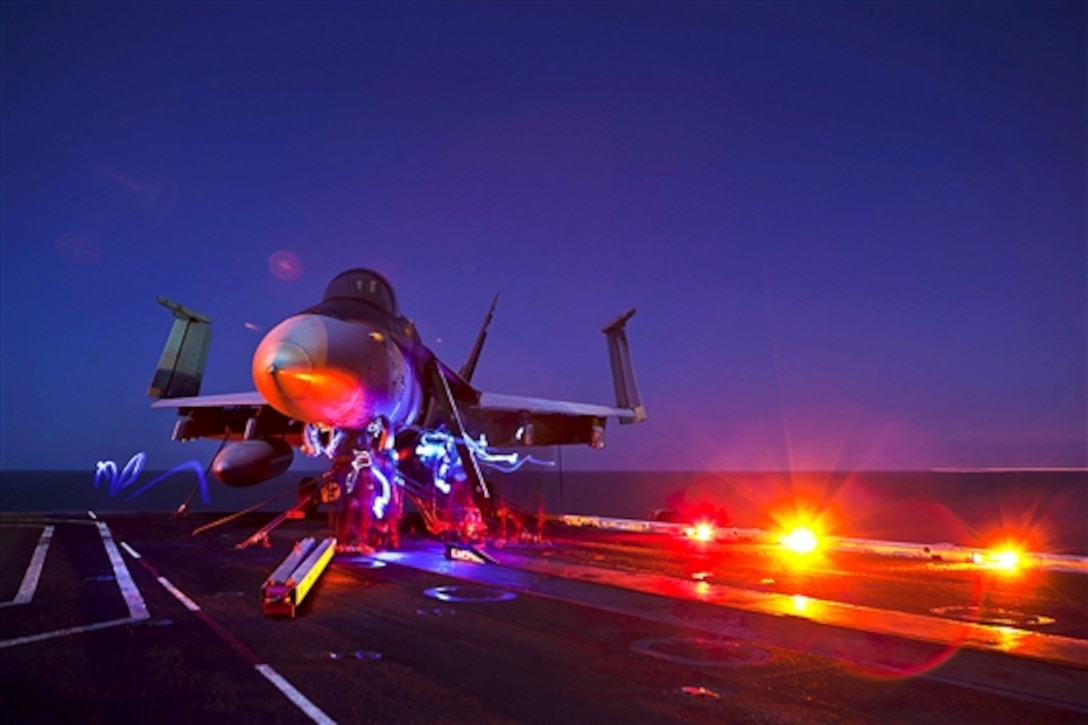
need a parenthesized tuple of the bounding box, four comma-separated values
(1, 510, 1085, 723)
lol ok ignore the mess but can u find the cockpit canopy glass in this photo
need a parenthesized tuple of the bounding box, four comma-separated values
(321, 269, 398, 315)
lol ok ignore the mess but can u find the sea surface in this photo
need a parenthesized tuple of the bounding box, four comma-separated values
(1, 468, 1084, 555)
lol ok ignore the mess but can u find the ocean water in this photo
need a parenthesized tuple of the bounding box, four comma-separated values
(1, 468, 1084, 555)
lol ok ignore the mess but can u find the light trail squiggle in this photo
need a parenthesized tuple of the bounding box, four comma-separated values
(95, 453, 146, 496)
(344, 450, 371, 495)
(303, 424, 345, 459)
(466, 432, 554, 472)
(371, 465, 391, 519)
(94, 452, 210, 504)
(415, 429, 553, 492)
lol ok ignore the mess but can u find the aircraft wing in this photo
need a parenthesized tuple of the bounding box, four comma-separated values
(476, 392, 639, 421)
(150, 391, 304, 444)
(150, 391, 268, 409)
(449, 308, 646, 449)
(460, 391, 640, 448)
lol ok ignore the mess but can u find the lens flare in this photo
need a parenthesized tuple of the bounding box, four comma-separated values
(685, 521, 716, 542)
(985, 545, 1025, 573)
(781, 526, 819, 555)
(268, 250, 303, 281)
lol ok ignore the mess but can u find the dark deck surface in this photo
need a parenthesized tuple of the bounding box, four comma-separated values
(1, 511, 1085, 724)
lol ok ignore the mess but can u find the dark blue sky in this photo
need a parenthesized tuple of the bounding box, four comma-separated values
(2, 2, 1084, 472)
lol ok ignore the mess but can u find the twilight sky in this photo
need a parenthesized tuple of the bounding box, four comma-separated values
(1, 2, 1084, 473)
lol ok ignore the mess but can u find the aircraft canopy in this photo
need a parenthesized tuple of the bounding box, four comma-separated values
(321, 268, 398, 315)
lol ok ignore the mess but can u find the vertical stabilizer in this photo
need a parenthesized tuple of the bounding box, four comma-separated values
(601, 309, 646, 424)
(148, 297, 213, 399)
(459, 293, 499, 383)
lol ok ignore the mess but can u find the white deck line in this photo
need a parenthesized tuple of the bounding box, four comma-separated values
(256, 664, 337, 725)
(0, 525, 54, 608)
(137, 550, 334, 724)
(156, 576, 201, 612)
(95, 521, 150, 620)
(0, 617, 143, 649)
(14, 525, 54, 604)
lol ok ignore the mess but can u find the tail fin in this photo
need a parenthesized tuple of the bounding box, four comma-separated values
(602, 309, 646, 424)
(458, 293, 499, 383)
(148, 297, 213, 399)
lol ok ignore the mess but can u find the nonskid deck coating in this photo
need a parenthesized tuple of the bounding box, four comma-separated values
(2, 511, 1087, 723)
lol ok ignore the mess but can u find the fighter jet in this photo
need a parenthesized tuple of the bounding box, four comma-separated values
(149, 268, 644, 543)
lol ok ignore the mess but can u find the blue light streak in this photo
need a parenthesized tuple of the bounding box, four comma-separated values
(304, 424, 345, 459)
(466, 432, 554, 472)
(95, 452, 145, 496)
(371, 465, 391, 519)
(344, 449, 371, 495)
(341, 448, 394, 519)
(94, 452, 210, 503)
(414, 430, 463, 495)
(415, 429, 553, 482)
(413, 428, 553, 500)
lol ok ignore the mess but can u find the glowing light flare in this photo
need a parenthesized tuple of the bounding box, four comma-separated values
(764, 495, 837, 561)
(684, 521, 716, 543)
(781, 526, 820, 555)
(983, 545, 1026, 573)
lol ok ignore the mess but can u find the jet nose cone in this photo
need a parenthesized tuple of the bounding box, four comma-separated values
(265, 341, 314, 400)
(253, 315, 324, 410)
